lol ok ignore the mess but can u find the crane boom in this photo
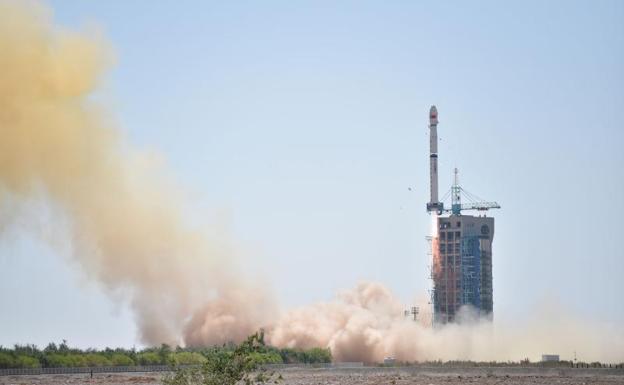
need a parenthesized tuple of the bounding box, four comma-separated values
(440, 168, 500, 215)
(459, 201, 501, 211)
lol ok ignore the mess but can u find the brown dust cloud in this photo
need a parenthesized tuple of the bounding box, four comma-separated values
(0, 0, 622, 363)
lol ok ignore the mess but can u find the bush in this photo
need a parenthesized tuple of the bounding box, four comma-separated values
(68, 354, 87, 367)
(0, 352, 15, 369)
(172, 352, 207, 365)
(45, 354, 67, 367)
(248, 352, 282, 365)
(279, 347, 332, 364)
(110, 353, 135, 366)
(137, 352, 162, 366)
(45, 354, 75, 367)
(163, 332, 281, 385)
(46, 353, 89, 367)
(83, 353, 112, 367)
(14, 355, 40, 368)
(303, 347, 332, 363)
(279, 348, 300, 364)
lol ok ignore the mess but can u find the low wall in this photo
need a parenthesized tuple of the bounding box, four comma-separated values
(1, 363, 622, 377)
(0, 363, 356, 376)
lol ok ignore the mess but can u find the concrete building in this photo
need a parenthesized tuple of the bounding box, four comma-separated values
(541, 354, 560, 362)
(433, 214, 494, 323)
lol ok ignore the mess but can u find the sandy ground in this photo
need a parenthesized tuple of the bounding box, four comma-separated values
(1, 368, 623, 385)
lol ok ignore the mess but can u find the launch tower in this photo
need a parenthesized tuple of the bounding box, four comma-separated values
(425, 106, 500, 324)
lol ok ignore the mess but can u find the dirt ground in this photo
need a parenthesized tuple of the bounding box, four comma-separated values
(1, 368, 623, 385)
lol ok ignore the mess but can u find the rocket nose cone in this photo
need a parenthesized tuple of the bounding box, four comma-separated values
(429, 105, 438, 123)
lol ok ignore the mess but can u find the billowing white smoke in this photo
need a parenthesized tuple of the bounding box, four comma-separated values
(268, 282, 407, 362)
(268, 282, 624, 363)
(0, 0, 273, 346)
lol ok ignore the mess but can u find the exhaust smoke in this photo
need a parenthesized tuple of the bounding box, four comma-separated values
(0, 0, 273, 346)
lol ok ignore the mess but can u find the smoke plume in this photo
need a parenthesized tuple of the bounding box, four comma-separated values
(0, 0, 273, 346)
(268, 281, 624, 363)
(1, 0, 622, 364)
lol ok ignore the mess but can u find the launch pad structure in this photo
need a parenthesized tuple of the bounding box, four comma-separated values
(425, 106, 500, 324)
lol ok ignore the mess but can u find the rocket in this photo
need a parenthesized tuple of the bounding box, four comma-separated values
(426, 105, 443, 214)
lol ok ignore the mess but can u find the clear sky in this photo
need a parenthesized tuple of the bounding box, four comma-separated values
(1, 0, 623, 349)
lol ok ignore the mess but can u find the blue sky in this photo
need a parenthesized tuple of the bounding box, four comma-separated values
(1, 0, 623, 348)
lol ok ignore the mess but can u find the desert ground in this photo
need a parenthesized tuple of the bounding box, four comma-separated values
(1, 367, 623, 385)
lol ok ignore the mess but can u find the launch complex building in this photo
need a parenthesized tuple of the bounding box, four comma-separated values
(426, 106, 500, 324)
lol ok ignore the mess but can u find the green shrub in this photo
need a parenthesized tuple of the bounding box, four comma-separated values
(163, 332, 281, 385)
(304, 347, 332, 363)
(248, 352, 282, 365)
(68, 354, 87, 367)
(45, 354, 68, 367)
(172, 352, 207, 365)
(14, 355, 40, 368)
(0, 352, 15, 369)
(45, 354, 87, 367)
(137, 352, 162, 365)
(110, 353, 135, 366)
(279, 347, 332, 364)
(83, 353, 112, 367)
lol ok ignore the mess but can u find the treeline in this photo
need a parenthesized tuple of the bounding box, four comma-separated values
(0, 340, 331, 369)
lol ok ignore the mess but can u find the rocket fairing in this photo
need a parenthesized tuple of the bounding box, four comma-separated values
(426, 105, 443, 214)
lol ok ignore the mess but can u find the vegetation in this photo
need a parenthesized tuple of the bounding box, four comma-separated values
(2, 339, 622, 373)
(278, 347, 332, 364)
(163, 332, 281, 385)
(0, 337, 332, 369)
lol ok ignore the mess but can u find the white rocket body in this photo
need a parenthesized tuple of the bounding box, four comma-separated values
(426, 106, 442, 213)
